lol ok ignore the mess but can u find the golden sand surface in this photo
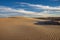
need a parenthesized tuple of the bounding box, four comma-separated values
(0, 17, 60, 40)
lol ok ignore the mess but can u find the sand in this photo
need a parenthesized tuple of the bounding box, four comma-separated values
(0, 17, 60, 40)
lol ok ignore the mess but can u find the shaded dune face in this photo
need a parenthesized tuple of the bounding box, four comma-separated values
(0, 17, 60, 40)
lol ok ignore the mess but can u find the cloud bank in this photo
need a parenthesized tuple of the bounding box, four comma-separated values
(20, 2, 60, 11)
(0, 2, 60, 17)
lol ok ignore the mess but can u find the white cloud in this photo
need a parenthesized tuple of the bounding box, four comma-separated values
(0, 6, 37, 15)
(0, 6, 52, 17)
(0, 2, 60, 17)
(0, 6, 40, 17)
(19, 2, 60, 17)
(20, 2, 60, 11)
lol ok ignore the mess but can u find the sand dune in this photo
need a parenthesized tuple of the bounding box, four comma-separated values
(0, 17, 60, 40)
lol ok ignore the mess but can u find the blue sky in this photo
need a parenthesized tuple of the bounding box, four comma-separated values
(0, 0, 60, 17)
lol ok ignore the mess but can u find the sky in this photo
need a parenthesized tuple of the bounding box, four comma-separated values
(0, 0, 60, 17)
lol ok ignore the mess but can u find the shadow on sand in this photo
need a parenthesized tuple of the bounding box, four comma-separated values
(34, 21, 60, 25)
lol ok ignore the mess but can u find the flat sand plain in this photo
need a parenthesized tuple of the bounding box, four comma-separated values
(0, 17, 60, 40)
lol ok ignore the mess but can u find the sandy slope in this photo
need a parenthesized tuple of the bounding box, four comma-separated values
(0, 17, 60, 40)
